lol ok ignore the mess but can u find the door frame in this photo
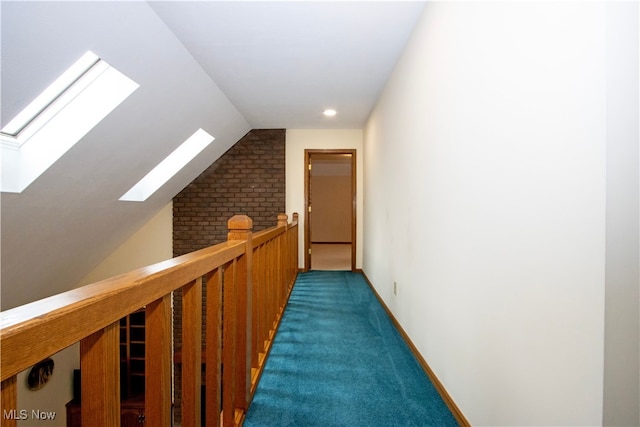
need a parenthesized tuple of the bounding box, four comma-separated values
(304, 149, 357, 271)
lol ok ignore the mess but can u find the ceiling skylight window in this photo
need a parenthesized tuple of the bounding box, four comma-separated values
(1, 51, 139, 193)
(119, 129, 214, 202)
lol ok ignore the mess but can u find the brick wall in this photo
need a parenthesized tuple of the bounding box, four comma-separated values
(173, 128, 286, 256)
(172, 128, 285, 423)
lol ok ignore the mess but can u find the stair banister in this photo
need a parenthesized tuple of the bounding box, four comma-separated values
(1, 213, 298, 427)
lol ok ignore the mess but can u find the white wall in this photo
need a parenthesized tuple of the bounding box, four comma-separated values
(286, 129, 363, 268)
(16, 203, 173, 426)
(603, 3, 640, 426)
(364, 3, 614, 425)
(15, 346, 77, 427)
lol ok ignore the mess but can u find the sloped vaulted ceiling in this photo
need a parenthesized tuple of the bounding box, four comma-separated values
(0, 1, 251, 309)
(1, 1, 425, 310)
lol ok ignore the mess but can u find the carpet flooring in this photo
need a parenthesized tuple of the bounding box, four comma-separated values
(311, 243, 351, 271)
(243, 271, 459, 426)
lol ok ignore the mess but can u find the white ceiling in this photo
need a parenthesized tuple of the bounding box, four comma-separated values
(0, 1, 425, 309)
(148, 1, 426, 129)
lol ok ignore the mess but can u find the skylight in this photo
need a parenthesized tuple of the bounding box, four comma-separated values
(1, 51, 139, 193)
(119, 129, 215, 202)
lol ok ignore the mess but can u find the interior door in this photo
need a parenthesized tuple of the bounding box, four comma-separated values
(304, 150, 356, 271)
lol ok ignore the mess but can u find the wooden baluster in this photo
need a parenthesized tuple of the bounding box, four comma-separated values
(289, 227, 293, 283)
(277, 234, 283, 318)
(272, 238, 278, 330)
(293, 213, 299, 288)
(227, 215, 253, 413)
(1, 376, 17, 427)
(222, 260, 237, 427)
(261, 244, 268, 353)
(251, 245, 264, 395)
(274, 233, 281, 319)
(251, 245, 260, 379)
(146, 295, 172, 427)
(272, 238, 279, 331)
(182, 278, 203, 427)
(206, 267, 223, 427)
(287, 225, 292, 287)
(281, 214, 290, 298)
(80, 322, 120, 426)
(261, 245, 267, 355)
(266, 240, 274, 337)
(278, 214, 287, 316)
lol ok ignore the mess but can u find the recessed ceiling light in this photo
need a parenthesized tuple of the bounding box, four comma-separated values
(323, 109, 337, 117)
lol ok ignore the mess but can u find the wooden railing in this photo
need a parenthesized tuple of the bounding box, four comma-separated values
(0, 213, 298, 427)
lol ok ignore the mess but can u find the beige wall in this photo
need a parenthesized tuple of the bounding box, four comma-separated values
(77, 202, 174, 286)
(286, 129, 363, 268)
(16, 203, 174, 426)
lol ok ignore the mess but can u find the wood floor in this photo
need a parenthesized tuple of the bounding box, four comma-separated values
(310, 243, 351, 270)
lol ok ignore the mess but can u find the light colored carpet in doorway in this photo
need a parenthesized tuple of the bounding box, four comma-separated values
(311, 243, 351, 270)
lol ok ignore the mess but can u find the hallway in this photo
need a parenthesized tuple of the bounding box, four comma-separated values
(244, 271, 457, 426)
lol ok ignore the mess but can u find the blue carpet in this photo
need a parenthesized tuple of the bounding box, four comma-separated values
(244, 271, 459, 427)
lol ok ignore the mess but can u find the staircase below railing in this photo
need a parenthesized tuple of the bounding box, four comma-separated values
(0, 213, 298, 427)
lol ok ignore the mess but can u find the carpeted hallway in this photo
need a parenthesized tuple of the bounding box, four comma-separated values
(244, 271, 458, 426)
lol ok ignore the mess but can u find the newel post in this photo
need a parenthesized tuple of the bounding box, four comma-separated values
(227, 215, 253, 411)
(277, 213, 288, 228)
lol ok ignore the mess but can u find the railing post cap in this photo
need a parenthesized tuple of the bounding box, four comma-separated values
(228, 215, 253, 230)
(277, 213, 288, 227)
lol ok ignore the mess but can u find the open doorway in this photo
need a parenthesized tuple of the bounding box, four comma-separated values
(304, 149, 356, 271)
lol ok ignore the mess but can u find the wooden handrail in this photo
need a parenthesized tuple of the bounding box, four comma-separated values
(0, 241, 245, 381)
(0, 213, 298, 427)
